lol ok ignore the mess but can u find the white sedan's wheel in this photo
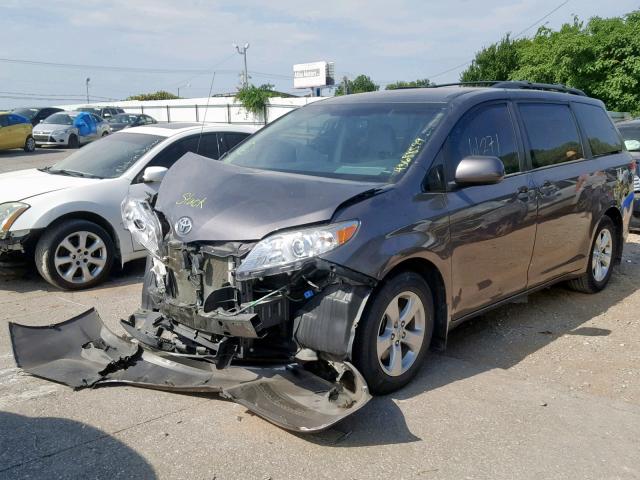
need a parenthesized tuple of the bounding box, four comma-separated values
(54, 231, 108, 284)
(35, 219, 115, 290)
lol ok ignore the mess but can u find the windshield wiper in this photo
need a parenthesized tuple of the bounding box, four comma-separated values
(45, 168, 104, 179)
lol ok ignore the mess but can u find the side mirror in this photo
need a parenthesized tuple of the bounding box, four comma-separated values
(142, 166, 168, 183)
(455, 156, 505, 186)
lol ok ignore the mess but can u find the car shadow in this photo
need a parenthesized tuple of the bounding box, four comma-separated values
(305, 239, 640, 447)
(0, 412, 156, 479)
(0, 258, 147, 294)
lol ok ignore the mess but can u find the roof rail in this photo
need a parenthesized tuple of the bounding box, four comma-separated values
(426, 80, 587, 96)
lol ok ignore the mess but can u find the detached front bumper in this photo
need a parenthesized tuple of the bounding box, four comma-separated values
(33, 132, 70, 146)
(9, 308, 371, 433)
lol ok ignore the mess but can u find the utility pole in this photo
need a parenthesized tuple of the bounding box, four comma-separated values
(85, 77, 91, 103)
(177, 82, 190, 98)
(342, 76, 349, 95)
(233, 43, 250, 88)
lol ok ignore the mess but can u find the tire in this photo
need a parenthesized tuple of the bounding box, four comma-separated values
(23, 136, 36, 152)
(101, 131, 109, 137)
(68, 135, 79, 149)
(35, 219, 115, 290)
(352, 271, 434, 394)
(567, 216, 617, 293)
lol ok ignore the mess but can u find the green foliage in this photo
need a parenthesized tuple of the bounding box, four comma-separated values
(235, 83, 276, 116)
(335, 75, 379, 96)
(385, 78, 433, 90)
(460, 11, 640, 113)
(460, 34, 524, 82)
(126, 90, 180, 101)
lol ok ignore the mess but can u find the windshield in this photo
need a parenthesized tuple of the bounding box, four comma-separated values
(619, 125, 640, 151)
(12, 108, 38, 120)
(110, 114, 137, 124)
(224, 102, 446, 182)
(43, 113, 74, 125)
(48, 132, 164, 178)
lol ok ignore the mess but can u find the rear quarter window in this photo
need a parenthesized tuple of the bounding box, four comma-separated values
(519, 103, 583, 168)
(573, 103, 624, 157)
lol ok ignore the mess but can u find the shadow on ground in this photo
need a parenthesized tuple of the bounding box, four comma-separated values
(305, 240, 640, 447)
(0, 258, 147, 294)
(0, 412, 156, 479)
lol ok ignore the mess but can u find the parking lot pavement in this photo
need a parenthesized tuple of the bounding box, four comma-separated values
(0, 236, 639, 480)
(0, 148, 72, 173)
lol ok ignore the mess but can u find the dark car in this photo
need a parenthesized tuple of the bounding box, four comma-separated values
(617, 120, 640, 230)
(78, 106, 125, 120)
(11, 107, 64, 126)
(11, 82, 635, 433)
(107, 113, 157, 132)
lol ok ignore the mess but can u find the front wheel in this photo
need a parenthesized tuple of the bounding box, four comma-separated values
(35, 219, 115, 290)
(101, 131, 109, 137)
(24, 136, 36, 152)
(352, 271, 434, 394)
(568, 216, 617, 293)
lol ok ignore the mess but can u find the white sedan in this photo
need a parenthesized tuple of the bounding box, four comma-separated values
(0, 122, 259, 289)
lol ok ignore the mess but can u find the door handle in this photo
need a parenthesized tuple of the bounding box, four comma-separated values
(516, 186, 530, 200)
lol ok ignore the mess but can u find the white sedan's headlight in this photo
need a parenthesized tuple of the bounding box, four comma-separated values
(51, 128, 72, 136)
(0, 202, 30, 232)
(236, 220, 359, 280)
(121, 197, 164, 259)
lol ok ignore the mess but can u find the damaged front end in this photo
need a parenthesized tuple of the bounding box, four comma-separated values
(10, 196, 376, 432)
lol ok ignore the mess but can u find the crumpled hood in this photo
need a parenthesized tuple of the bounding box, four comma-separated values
(0, 169, 98, 202)
(156, 152, 383, 242)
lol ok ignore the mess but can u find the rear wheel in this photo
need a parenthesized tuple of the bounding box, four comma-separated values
(68, 134, 79, 149)
(352, 272, 434, 394)
(101, 131, 109, 137)
(568, 216, 617, 293)
(35, 219, 115, 290)
(23, 136, 36, 152)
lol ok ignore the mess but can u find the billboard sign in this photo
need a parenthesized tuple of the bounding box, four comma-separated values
(293, 61, 335, 88)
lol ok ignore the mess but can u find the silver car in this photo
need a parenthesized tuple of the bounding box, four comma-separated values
(32, 111, 111, 148)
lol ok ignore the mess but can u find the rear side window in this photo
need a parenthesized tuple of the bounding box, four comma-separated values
(221, 132, 250, 154)
(519, 103, 583, 168)
(573, 103, 623, 157)
(449, 103, 520, 175)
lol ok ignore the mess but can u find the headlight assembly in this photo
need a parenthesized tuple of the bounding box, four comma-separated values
(236, 220, 359, 280)
(0, 202, 30, 232)
(121, 197, 164, 259)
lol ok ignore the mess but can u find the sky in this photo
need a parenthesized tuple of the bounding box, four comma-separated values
(0, 0, 638, 109)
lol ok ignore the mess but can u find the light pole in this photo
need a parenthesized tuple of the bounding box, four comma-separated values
(233, 43, 250, 88)
(177, 81, 190, 98)
(85, 77, 90, 103)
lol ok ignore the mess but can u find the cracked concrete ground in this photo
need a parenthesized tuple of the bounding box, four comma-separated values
(0, 150, 639, 479)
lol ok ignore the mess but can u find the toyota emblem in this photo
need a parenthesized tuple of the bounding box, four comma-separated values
(175, 216, 193, 236)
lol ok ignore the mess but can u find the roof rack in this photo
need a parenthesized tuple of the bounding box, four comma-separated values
(427, 80, 587, 96)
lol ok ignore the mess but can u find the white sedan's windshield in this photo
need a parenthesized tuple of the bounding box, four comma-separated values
(48, 132, 164, 178)
(225, 102, 446, 182)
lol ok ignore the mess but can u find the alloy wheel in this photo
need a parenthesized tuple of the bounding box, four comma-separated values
(376, 291, 426, 377)
(54, 231, 108, 285)
(592, 228, 613, 282)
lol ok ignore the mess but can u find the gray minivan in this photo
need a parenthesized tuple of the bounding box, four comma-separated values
(11, 82, 636, 432)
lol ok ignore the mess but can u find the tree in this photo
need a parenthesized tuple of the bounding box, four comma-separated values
(460, 34, 523, 82)
(385, 78, 433, 90)
(335, 75, 379, 95)
(126, 90, 180, 101)
(459, 11, 640, 113)
(235, 83, 276, 120)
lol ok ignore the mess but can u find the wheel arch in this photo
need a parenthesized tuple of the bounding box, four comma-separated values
(38, 211, 122, 261)
(377, 257, 449, 351)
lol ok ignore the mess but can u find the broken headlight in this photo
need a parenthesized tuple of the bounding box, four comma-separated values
(121, 197, 164, 259)
(236, 220, 359, 280)
(0, 202, 30, 232)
